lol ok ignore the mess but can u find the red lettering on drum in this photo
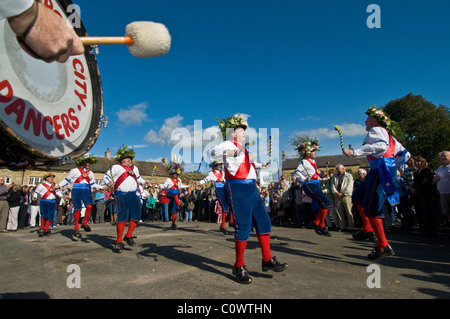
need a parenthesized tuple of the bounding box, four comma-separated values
(60, 112, 75, 137)
(53, 115, 64, 140)
(73, 58, 87, 108)
(24, 109, 42, 137)
(68, 107, 80, 130)
(0, 79, 13, 103)
(41, 0, 62, 17)
(4, 98, 26, 124)
(42, 116, 53, 140)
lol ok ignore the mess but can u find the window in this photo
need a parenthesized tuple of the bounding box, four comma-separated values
(28, 177, 42, 186)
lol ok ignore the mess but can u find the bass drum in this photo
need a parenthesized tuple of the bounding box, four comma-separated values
(0, 0, 103, 166)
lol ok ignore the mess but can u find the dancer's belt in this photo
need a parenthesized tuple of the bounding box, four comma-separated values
(226, 179, 256, 184)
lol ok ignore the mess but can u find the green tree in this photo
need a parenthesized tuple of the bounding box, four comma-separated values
(383, 93, 450, 169)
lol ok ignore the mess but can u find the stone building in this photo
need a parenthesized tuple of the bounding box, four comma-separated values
(0, 149, 205, 187)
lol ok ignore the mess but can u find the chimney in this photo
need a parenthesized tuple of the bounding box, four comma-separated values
(282, 150, 286, 161)
(105, 148, 111, 159)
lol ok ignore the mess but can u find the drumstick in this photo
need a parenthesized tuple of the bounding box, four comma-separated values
(80, 21, 171, 58)
(81, 37, 134, 45)
(334, 126, 344, 152)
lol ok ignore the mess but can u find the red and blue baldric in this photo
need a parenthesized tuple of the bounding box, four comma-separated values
(114, 165, 138, 191)
(41, 183, 57, 201)
(367, 128, 399, 205)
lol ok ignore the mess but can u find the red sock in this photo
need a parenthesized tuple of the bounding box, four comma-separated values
(125, 220, 138, 238)
(221, 213, 227, 228)
(229, 213, 234, 226)
(172, 213, 177, 224)
(40, 218, 45, 229)
(235, 240, 247, 268)
(369, 217, 388, 249)
(74, 210, 81, 230)
(44, 219, 52, 232)
(174, 195, 181, 207)
(257, 234, 272, 262)
(83, 205, 92, 226)
(116, 222, 126, 243)
(314, 208, 328, 227)
(356, 204, 373, 233)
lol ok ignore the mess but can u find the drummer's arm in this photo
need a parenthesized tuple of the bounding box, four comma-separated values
(7, 1, 84, 63)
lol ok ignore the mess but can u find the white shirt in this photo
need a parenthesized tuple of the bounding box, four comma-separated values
(59, 167, 102, 189)
(162, 177, 188, 190)
(103, 164, 145, 193)
(198, 170, 225, 185)
(208, 140, 262, 180)
(294, 159, 318, 183)
(35, 182, 63, 200)
(354, 127, 410, 166)
(0, 0, 33, 20)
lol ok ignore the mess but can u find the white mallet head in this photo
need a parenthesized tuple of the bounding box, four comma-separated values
(125, 21, 171, 58)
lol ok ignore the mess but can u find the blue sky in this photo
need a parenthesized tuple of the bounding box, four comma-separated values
(73, 0, 450, 173)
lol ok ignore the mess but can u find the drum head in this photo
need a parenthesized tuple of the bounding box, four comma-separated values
(0, 0, 103, 165)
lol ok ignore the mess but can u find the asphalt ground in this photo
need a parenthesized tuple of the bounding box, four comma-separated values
(1, 220, 449, 308)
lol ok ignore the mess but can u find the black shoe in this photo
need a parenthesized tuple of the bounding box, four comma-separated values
(367, 245, 395, 260)
(114, 242, 123, 253)
(124, 236, 136, 247)
(262, 256, 288, 272)
(82, 224, 91, 232)
(43, 229, 51, 236)
(220, 227, 228, 235)
(38, 229, 44, 237)
(73, 229, 81, 238)
(315, 225, 331, 237)
(232, 265, 252, 284)
(171, 223, 177, 230)
(353, 230, 376, 241)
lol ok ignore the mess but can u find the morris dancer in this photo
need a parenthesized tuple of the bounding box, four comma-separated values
(344, 106, 410, 260)
(163, 155, 188, 230)
(209, 114, 287, 284)
(35, 173, 63, 236)
(293, 138, 333, 236)
(103, 146, 146, 253)
(59, 155, 102, 238)
(197, 160, 229, 234)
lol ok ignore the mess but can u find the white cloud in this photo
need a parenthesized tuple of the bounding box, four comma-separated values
(293, 123, 366, 140)
(115, 102, 149, 126)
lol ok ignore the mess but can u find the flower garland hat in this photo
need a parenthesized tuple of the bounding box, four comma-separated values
(295, 136, 320, 158)
(42, 172, 55, 180)
(217, 113, 248, 140)
(115, 145, 135, 163)
(165, 154, 184, 175)
(75, 154, 98, 167)
(210, 160, 223, 168)
(365, 105, 405, 140)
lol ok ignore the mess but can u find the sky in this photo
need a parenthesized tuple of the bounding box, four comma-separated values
(71, 0, 450, 174)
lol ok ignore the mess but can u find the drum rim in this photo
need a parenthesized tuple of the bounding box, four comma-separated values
(0, 0, 103, 164)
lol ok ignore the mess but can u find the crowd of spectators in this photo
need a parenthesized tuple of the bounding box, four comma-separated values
(0, 151, 449, 237)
